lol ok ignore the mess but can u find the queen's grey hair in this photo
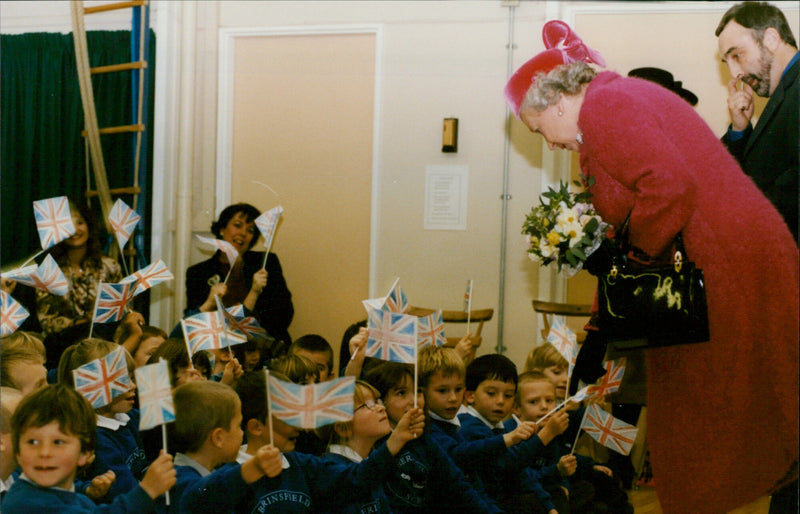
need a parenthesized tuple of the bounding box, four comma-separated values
(521, 61, 597, 113)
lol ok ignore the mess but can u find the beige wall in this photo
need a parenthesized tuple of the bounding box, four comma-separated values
(3, 1, 797, 371)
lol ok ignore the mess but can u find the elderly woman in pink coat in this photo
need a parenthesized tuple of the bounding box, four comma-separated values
(506, 21, 798, 513)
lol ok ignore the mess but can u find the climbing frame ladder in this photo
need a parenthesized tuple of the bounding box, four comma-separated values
(69, 0, 151, 269)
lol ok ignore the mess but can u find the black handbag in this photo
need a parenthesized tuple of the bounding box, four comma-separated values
(595, 224, 710, 351)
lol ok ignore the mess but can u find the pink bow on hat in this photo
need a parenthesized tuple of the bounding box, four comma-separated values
(504, 20, 605, 119)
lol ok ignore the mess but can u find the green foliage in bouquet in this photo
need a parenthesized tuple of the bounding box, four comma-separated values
(521, 175, 607, 276)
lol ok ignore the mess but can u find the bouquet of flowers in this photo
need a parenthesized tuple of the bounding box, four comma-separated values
(522, 177, 608, 278)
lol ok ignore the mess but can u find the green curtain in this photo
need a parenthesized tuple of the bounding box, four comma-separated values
(0, 30, 155, 267)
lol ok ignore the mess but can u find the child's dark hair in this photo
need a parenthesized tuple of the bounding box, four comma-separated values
(172, 380, 241, 454)
(233, 338, 266, 371)
(234, 371, 268, 431)
(48, 198, 105, 269)
(211, 203, 261, 250)
(465, 354, 518, 392)
(290, 334, 334, 372)
(12, 384, 96, 455)
(363, 361, 415, 400)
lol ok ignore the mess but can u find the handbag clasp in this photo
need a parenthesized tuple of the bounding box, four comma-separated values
(674, 251, 683, 273)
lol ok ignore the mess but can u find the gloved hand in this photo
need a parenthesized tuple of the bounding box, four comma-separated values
(569, 329, 608, 395)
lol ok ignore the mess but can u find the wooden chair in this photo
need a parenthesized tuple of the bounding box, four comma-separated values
(531, 300, 592, 343)
(407, 306, 494, 348)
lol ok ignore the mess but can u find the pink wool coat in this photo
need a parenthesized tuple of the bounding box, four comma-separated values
(579, 71, 798, 513)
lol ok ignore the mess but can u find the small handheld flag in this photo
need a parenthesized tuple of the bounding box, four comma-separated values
(267, 374, 355, 429)
(108, 199, 141, 251)
(33, 196, 75, 250)
(586, 358, 626, 398)
(255, 206, 284, 267)
(4, 256, 69, 296)
(417, 309, 446, 348)
(136, 360, 176, 431)
(182, 310, 246, 356)
(92, 283, 135, 324)
(578, 403, 638, 456)
(195, 235, 239, 268)
(119, 259, 173, 296)
(365, 307, 417, 364)
(1, 291, 29, 336)
(72, 346, 132, 409)
(361, 278, 408, 314)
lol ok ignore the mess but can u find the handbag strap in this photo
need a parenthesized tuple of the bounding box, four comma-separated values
(614, 212, 689, 265)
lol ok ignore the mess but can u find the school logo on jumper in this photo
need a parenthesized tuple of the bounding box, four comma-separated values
(255, 490, 312, 511)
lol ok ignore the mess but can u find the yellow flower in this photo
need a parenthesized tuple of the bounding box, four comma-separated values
(547, 230, 562, 246)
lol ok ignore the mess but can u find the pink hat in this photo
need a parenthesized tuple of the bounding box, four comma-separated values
(504, 20, 605, 118)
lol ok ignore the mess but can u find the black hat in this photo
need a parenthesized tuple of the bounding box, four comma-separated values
(628, 67, 698, 106)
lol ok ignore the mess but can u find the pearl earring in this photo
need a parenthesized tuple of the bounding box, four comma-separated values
(558, 110, 563, 116)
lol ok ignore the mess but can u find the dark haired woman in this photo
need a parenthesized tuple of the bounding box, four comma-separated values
(184, 203, 294, 350)
(34, 199, 133, 368)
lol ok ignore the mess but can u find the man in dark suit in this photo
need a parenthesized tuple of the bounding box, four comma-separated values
(717, 1, 798, 242)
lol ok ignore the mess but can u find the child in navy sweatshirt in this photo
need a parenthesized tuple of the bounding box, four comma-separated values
(363, 361, 503, 514)
(58, 338, 149, 503)
(154, 380, 249, 513)
(181, 370, 426, 513)
(320, 379, 396, 513)
(0, 384, 175, 513)
(457, 354, 571, 514)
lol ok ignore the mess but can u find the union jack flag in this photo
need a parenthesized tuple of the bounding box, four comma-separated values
(226, 304, 245, 318)
(72, 346, 132, 409)
(108, 199, 141, 250)
(255, 205, 283, 252)
(586, 358, 626, 398)
(464, 279, 473, 312)
(119, 259, 173, 296)
(579, 403, 638, 455)
(92, 283, 134, 324)
(385, 280, 408, 313)
(417, 309, 446, 348)
(33, 196, 75, 250)
(547, 318, 578, 367)
(1, 291, 29, 336)
(365, 307, 417, 364)
(195, 235, 239, 267)
(268, 374, 355, 429)
(6, 256, 70, 296)
(182, 310, 246, 355)
(135, 360, 176, 430)
(214, 295, 265, 341)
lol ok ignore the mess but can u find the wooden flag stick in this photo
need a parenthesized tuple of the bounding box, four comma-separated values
(162, 425, 171, 505)
(21, 250, 44, 269)
(265, 369, 274, 448)
(569, 406, 589, 455)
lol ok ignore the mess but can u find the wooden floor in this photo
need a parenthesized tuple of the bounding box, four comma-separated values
(627, 485, 773, 514)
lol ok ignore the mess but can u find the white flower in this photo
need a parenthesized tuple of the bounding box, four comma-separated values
(556, 205, 579, 229)
(561, 221, 584, 248)
(539, 237, 555, 258)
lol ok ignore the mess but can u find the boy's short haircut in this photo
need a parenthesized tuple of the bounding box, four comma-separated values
(418, 346, 465, 388)
(362, 361, 415, 400)
(465, 354, 518, 392)
(11, 384, 96, 455)
(172, 380, 241, 454)
(234, 371, 268, 431)
(1, 332, 46, 389)
(268, 353, 319, 384)
(515, 370, 555, 404)
(524, 343, 568, 373)
(1, 387, 24, 434)
(290, 334, 334, 371)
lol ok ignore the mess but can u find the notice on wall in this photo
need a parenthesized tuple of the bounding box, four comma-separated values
(424, 165, 468, 230)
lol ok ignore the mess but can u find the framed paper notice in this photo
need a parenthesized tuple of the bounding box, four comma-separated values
(424, 165, 468, 230)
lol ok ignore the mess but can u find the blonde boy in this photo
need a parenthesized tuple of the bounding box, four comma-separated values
(1, 332, 48, 396)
